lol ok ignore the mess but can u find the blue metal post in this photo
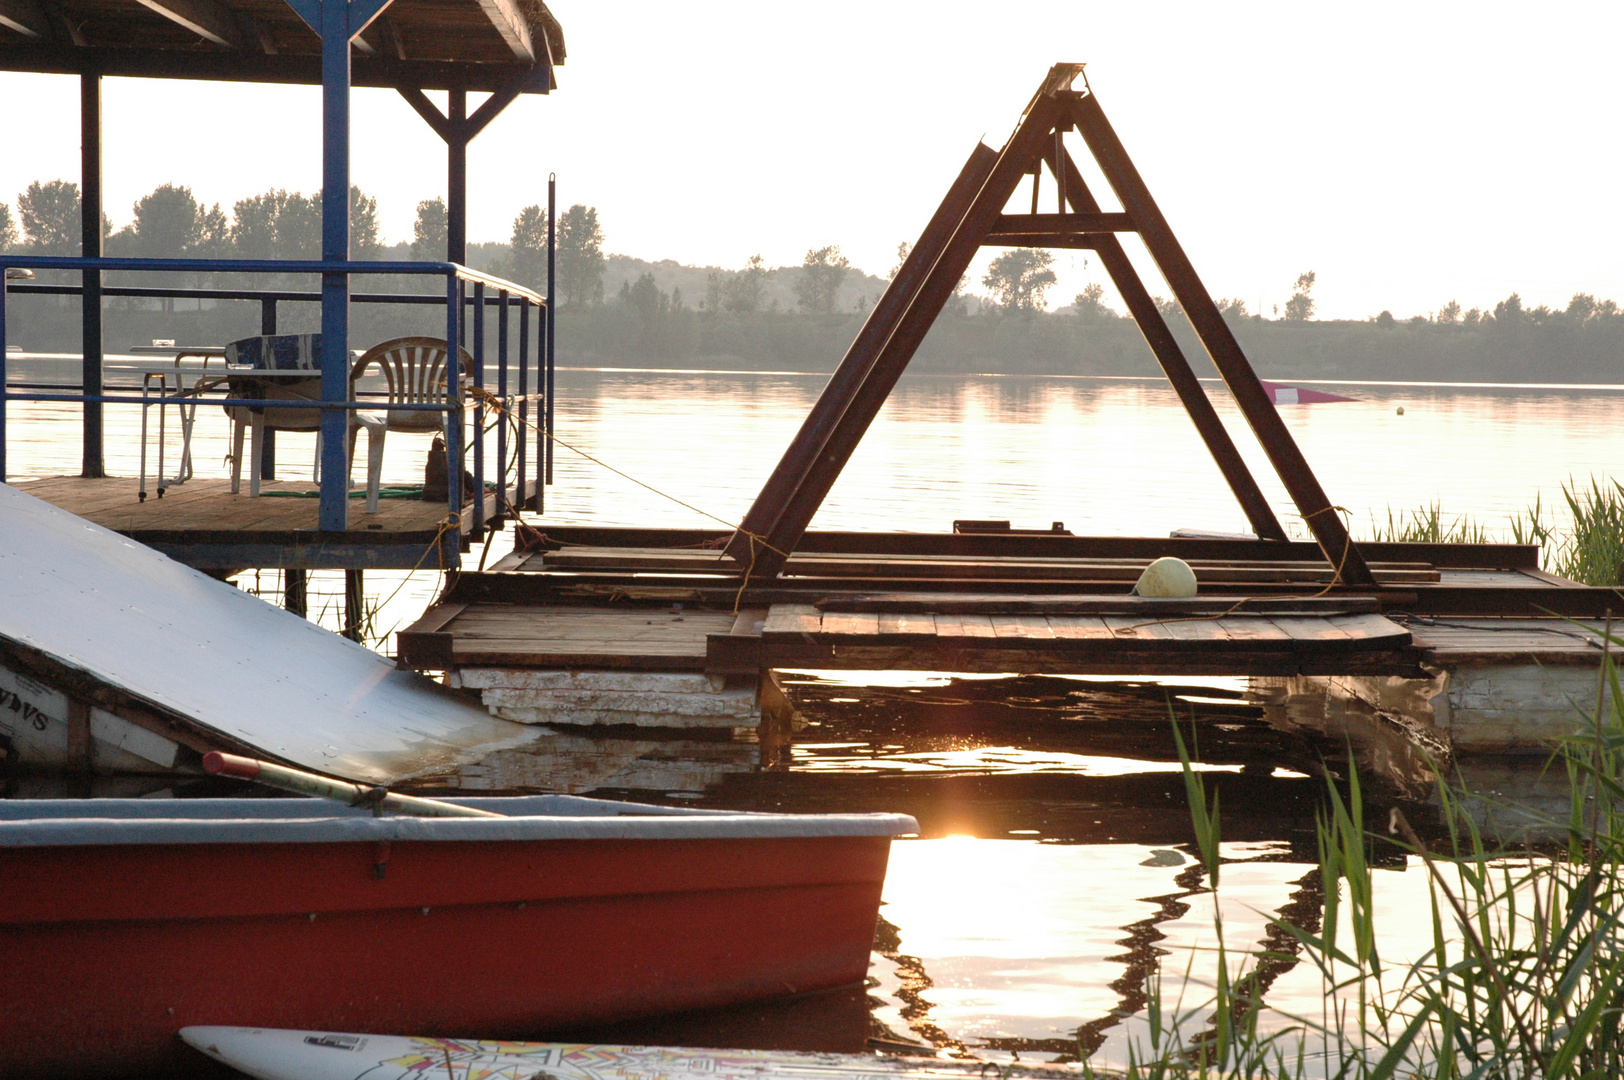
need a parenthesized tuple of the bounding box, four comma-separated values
(318, 0, 352, 532)
(0, 272, 7, 479)
(545, 174, 556, 488)
(471, 281, 485, 534)
(497, 290, 509, 518)
(517, 298, 529, 510)
(445, 276, 463, 557)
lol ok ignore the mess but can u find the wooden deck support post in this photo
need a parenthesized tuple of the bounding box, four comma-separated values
(343, 568, 364, 642)
(1067, 92, 1373, 585)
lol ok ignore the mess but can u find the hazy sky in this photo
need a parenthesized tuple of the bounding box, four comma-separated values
(2, 1, 1619, 318)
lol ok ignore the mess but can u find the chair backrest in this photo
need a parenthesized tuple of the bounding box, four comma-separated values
(350, 336, 474, 431)
(225, 333, 322, 370)
(223, 332, 325, 429)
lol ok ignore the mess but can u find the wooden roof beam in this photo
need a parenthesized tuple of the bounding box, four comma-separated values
(133, 0, 245, 49)
(473, 0, 534, 63)
(0, 0, 52, 39)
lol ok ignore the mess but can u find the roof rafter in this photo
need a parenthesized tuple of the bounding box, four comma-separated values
(132, 0, 244, 49)
(0, 0, 51, 39)
(472, 0, 532, 63)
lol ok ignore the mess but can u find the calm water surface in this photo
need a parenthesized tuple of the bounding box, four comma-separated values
(6, 364, 1618, 1068)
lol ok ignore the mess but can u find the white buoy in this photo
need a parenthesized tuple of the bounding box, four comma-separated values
(1134, 556, 1198, 597)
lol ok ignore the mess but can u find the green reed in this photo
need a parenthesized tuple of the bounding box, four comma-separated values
(1082, 648, 1624, 1079)
(1368, 477, 1624, 587)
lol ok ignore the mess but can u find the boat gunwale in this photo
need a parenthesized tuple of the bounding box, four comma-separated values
(0, 796, 919, 845)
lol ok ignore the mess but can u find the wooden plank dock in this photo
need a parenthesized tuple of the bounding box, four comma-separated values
(11, 476, 527, 570)
(399, 528, 1624, 684)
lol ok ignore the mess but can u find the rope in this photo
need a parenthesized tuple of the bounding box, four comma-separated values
(1111, 505, 1358, 635)
(464, 384, 788, 611)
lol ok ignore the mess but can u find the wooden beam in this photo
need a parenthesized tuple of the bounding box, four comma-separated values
(472, 0, 533, 62)
(0, 0, 52, 40)
(986, 212, 1135, 238)
(133, 0, 243, 48)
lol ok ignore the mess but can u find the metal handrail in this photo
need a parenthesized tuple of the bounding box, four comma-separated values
(0, 254, 554, 545)
(0, 255, 545, 306)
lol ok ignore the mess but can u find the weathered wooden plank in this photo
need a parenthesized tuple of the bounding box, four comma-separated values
(878, 612, 937, 638)
(1162, 617, 1233, 643)
(1044, 615, 1115, 641)
(932, 613, 998, 639)
(1101, 615, 1178, 642)
(1268, 615, 1356, 642)
(762, 604, 821, 635)
(1216, 615, 1289, 642)
(991, 614, 1056, 640)
(817, 611, 882, 637)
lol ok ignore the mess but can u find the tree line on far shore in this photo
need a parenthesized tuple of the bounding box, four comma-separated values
(3, 181, 1621, 384)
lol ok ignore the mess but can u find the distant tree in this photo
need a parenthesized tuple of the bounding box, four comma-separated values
(1436, 299, 1461, 326)
(556, 204, 605, 307)
(412, 198, 448, 261)
(723, 254, 767, 314)
(349, 186, 381, 259)
(1283, 270, 1316, 321)
(1073, 282, 1113, 321)
(795, 245, 850, 314)
(0, 201, 15, 250)
(124, 184, 204, 256)
(508, 204, 548, 290)
(1375, 309, 1395, 328)
(18, 180, 79, 254)
(232, 188, 363, 261)
(888, 241, 911, 280)
(983, 248, 1055, 312)
(1565, 293, 1597, 322)
(1217, 297, 1248, 320)
(230, 190, 285, 259)
(1493, 292, 1524, 326)
(1462, 307, 1482, 328)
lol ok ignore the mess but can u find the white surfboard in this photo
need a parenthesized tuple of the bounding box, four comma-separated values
(181, 1027, 1075, 1080)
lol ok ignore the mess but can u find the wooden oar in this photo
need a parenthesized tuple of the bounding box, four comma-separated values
(202, 751, 503, 819)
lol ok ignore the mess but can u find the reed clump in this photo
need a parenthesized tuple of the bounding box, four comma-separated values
(1088, 647, 1624, 1078)
(1369, 477, 1624, 587)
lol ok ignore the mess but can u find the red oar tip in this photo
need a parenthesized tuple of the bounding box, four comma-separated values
(202, 751, 261, 779)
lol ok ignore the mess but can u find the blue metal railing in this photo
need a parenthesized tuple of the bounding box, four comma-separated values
(0, 255, 554, 560)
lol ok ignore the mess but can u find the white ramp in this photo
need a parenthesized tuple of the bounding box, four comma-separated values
(0, 482, 541, 783)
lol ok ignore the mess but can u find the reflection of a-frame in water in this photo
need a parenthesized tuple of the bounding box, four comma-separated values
(871, 851, 1326, 1062)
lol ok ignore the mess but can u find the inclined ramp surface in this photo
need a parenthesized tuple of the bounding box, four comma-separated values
(0, 481, 541, 782)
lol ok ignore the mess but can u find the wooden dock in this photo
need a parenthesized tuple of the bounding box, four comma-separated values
(398, 528, 1624, 682)
(11, 476, 527, 570)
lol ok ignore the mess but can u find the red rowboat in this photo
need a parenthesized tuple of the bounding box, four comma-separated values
(0, 795, 917, 1079)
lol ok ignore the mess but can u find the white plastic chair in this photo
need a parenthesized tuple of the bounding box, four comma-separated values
(347, 336, 473, 514)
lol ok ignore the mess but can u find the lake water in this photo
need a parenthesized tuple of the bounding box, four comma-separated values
(5, 363, 1620, 1069)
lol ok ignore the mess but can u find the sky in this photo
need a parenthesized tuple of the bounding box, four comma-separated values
(1, 0, 1620, 319)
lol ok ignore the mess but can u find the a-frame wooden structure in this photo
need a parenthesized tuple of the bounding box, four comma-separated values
(725, 64, 1375, 590)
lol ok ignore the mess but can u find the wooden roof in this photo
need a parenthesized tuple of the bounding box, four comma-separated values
(0, 0, 565, 92)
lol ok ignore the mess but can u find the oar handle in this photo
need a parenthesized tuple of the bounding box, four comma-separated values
(202, 752, 502, 819)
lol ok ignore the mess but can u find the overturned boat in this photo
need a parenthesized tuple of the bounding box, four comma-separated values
(0, 794, 916, 1079)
